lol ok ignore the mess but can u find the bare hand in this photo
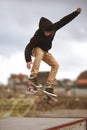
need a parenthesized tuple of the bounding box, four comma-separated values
(26, 61, 32, 69)
(77, 8, 82, 13)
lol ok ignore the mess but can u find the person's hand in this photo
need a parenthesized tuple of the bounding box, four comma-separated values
(26, 61, 32, 69)
(77, 8, 82, 13)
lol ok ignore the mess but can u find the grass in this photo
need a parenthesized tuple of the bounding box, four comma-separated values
(0, 97, 35, 118)
(0, 95, 87, 119)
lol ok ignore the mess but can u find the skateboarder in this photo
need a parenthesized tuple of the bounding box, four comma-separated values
(24, 8, 82, 96)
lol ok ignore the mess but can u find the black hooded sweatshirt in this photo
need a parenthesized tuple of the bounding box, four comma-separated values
(25, 10, 80, 62)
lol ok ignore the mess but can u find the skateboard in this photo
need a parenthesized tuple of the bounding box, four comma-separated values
(27, 80, 58, 103)
(42, 90, 58, 102)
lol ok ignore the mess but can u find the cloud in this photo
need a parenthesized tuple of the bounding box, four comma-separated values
(50, 39, 87, 79)
(0, 52, 27, 84)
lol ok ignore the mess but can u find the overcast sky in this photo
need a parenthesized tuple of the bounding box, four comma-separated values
(0, 0, 87, 84)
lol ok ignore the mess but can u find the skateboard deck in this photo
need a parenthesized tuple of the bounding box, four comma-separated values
(42, 90, 58, 102)
(27, 80, 58, 103)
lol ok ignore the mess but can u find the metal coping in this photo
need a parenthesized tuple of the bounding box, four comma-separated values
(46, 118, 87, 130)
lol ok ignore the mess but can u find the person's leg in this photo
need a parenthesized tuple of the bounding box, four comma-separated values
(30, 47, 44, 78)
(29, 47, 44, 88)
(43, 52, 59, 95)
(43, 52, 59, 86)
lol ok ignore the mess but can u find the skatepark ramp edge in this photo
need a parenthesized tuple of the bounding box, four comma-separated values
(46, 118, 87, 130)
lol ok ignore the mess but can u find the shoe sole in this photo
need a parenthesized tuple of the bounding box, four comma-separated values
(43, 90, 57, 97)
(36, 84, 42, 88)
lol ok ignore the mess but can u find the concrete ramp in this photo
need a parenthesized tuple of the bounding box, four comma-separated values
(0, 117, 86, 130)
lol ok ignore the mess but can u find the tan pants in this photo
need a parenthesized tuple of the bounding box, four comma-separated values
(30, 47, 59, 86)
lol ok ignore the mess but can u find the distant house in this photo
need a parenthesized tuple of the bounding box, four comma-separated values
(73, 70, 87, 97)
(37, 71, 49, 85)
(60, 79, 74, 89)
(76, 70, 87, 88)
(37, 71, 59, 87)
(58, 79, 74, 96)
(8, 74, 29, 92)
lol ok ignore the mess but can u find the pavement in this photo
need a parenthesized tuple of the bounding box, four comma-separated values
(0, 117, 85, 130)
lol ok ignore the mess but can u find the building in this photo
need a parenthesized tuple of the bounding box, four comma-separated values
(8, 74, 29, 92)
(76, 70, 87, 88)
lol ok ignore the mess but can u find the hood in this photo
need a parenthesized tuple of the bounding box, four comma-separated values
(39, 17, 54, 32)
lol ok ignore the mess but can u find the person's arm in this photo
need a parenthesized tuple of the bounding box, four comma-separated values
(24, 42, 33, 69)
(26, 61, 32, 69)
(24, 30, 40, 69)
(24, 42, 34, 63)
(53, 8, 82, 32)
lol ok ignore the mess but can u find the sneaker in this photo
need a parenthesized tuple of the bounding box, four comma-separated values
(43, 87, 57, 97)
(29, 76, 42, 88)
(27, 80, 37, 93)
